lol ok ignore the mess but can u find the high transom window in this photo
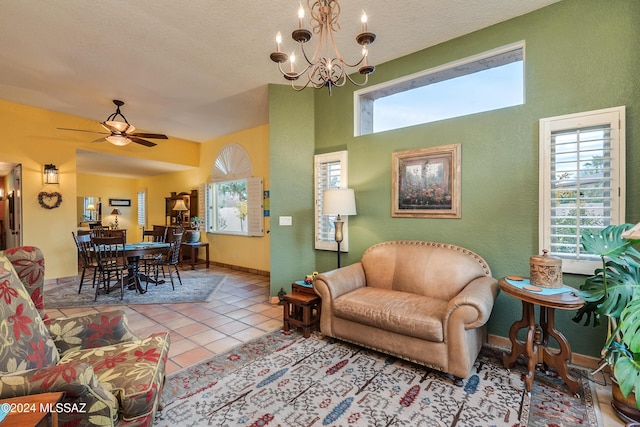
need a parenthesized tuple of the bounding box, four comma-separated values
(355, 42, 524, 136)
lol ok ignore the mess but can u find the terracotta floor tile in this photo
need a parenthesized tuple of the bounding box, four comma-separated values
(173, 322, 212, 337)
(204, 336, 243, 354)
(172, 347, 215, 368)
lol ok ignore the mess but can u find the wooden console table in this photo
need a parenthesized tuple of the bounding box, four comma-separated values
(181, 241, 210, 270)
(499, 277, 584, 395)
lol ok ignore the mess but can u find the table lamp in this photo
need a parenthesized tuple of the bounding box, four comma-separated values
(322, 188, 357, 268)
(86, 204, 96, 221)
(110, 209, 122, 229)
(172, 199, 188, 225)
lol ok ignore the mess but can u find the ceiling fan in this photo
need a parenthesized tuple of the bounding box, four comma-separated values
(58, 99, 168, 147)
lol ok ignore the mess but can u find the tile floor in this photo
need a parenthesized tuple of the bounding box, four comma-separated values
(45, 265, 625, 426)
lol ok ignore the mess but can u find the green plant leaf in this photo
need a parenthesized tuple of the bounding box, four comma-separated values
(581, 224, 634, 259)
(621, 297, 640, 353)
(614, 357, 640, 409)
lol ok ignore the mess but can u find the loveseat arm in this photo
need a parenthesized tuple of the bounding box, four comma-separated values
(444, 276, 499, 331)
(0, 361, 119, 426)
(314, 263, 366, 300)
(48, 310, 140, 356)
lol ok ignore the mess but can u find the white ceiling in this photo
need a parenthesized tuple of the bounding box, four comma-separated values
(0, 0, 560, 177)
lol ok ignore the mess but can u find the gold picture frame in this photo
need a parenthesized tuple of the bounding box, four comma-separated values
(392, 144, 461, 218)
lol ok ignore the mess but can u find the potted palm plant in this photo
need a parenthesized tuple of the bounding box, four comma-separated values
(573, 223, 640, 421)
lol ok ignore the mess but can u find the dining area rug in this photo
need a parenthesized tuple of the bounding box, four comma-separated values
(45, 269, 227, 308)
(155, 330, 601, 427)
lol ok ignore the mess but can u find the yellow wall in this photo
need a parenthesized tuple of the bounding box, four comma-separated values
(77, 174, 139, 239)
(0, 99, 202, 279)
(199, 125, 270, 272)
(0, 99, 270, 278)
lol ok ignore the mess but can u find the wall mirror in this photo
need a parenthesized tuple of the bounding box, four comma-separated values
(77, 196, 101, 225)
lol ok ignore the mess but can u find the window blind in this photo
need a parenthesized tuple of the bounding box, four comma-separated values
(314, 151, 348, 251)
(137, 190, 146, 227)
(549, 125, 612, 262)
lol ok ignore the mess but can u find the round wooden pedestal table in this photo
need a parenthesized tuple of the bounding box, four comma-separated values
(499, 277, 584, 395)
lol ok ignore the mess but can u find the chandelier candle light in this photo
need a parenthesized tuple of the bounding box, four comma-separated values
(270, 0, 376, 94)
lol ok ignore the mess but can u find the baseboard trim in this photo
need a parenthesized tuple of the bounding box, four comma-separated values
(210, 261, 270, 277)
(487, 333, 601, 370)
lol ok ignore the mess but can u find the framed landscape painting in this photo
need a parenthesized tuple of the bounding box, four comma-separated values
(392, 144, 461, 218)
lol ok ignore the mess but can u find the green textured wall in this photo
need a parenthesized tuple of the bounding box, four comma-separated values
(268, 85, 317, 292)
(269, 0, 640, 357)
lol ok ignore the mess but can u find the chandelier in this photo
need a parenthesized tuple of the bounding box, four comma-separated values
(270, 0, 376, 95)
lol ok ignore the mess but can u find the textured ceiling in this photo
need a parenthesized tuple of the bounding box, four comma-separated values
(0, 0, 560, 176)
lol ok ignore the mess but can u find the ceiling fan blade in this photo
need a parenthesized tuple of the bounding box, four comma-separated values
(57, 127, 109, 135)
(92, 137, 106, 143)
(129, 137, 157, 147)
(131, 132, 168, 139)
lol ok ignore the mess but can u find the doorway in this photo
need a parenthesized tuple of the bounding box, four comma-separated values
(0, 163, 22, 249)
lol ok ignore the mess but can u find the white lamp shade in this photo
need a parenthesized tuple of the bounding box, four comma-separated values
(323, 188, 357, 216)
(86, 204, 96, 211)
(105, 135, 131, 146)
(172, 199, 188, 211)
(102, 121, 135, 134)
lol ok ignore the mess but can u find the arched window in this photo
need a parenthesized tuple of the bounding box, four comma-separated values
(204, 144, 263, 236)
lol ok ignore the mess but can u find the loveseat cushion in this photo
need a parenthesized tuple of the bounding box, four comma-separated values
(59, 331, 170, 422)
(0, 246, 48, 323)
(333, 287, 448, 342)
(0, 255, 59, 373)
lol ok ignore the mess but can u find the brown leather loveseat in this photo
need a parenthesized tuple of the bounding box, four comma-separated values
(313, 240, 499, 383)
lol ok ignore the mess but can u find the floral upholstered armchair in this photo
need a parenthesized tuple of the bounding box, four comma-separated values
(0, 246, 171, 427)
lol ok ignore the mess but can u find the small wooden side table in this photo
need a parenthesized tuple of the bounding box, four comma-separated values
(283, 292, 321, 338)
(0, 392, 64, 427)
(181, 241, 210, 270)
(499, 277, 584, 394)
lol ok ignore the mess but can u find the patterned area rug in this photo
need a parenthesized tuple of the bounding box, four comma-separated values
(45, 269, 227, 307)
(156, 330, 601, 427)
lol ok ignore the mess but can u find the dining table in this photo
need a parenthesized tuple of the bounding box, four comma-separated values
(123, 242, 171, 294)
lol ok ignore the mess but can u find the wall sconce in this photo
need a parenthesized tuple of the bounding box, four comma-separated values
(44, 164, 59, 184)
(0, 188, 4, 201)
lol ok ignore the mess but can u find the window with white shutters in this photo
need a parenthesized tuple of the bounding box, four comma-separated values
(137, 190, 146, 228)
(205, 144, 264, 237)
(315, 151, 349, 251)
(539, 106, 625, 275)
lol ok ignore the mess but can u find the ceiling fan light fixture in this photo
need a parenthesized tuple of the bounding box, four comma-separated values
(102, 120, 135, 134)
(106, 135, 131, 146)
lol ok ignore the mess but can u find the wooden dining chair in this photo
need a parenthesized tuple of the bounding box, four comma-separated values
(142, 226, 168, 276)
(92, 235, 129, 301)
(146, 232, 183, 291)
(72, 232, 98, 293)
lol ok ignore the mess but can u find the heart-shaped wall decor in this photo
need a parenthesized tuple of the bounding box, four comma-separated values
(38, 191, 63, 209)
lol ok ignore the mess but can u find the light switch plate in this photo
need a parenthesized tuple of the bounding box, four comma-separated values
(279, 216, 292, 226)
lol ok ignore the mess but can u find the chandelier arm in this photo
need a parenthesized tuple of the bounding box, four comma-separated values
(290, 76, 314, 91)
(344, 71, 370, 87)
(299, 41, 319, 68)
(277, 61, 313, 81)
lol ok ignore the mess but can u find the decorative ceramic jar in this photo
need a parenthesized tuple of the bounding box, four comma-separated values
(184, 229, 200, 243)
(530, 249, 563, 288)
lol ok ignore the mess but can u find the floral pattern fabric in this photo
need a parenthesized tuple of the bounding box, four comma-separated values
(60, 331, 171, 423)
(0, 254, 60, 373)
(0, 246, 48, 322)
(0, 247, 171, 427)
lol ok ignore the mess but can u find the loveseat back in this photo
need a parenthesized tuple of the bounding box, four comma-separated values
(361, 240, 493, 300)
